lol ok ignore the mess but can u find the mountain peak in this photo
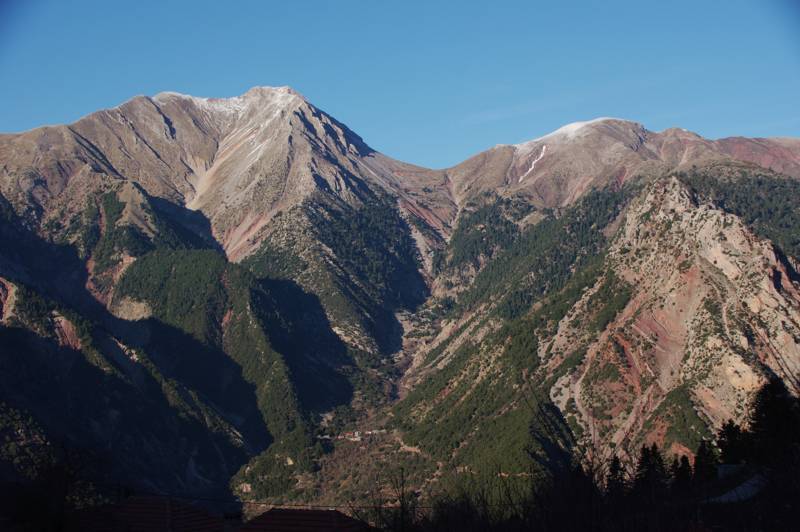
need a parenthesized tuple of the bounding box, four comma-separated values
(659, 126, 703, 139)
(152, 85, 305, 115)
(243, 85, 305, 99)
(154, 84, 303, 101)
(515, 117, 639, 148)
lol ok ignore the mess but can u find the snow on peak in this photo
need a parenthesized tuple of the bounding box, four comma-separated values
(153, 86, 304, 116)
(551, 117, 616, 137)
(515, 117, 631, 149)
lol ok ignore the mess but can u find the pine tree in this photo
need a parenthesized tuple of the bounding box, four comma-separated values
(748, 377, 800, 467)
(650, 443, 667, 477)
(633, 445, 651, 486)
(605, 454, 626, 500)
(693, 440, 717, 485)
(717, 419, 746, 464)
(633, 443, 668, 502)
(745, 377, 800, 527)
(670, 455, 692, 495)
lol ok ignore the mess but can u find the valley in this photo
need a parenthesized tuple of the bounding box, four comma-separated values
(1, 87, 799, 509)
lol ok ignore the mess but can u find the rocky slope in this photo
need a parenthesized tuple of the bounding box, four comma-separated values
(1, 87, 799, 503)
(444, 118, 800, 209)
(549, 172, 800, 458)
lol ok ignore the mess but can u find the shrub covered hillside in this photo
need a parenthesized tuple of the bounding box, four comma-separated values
(394, 164, 800, 492)
(0, 177, 429, 503)
(1, 84, 800, 524)
(364, 377, 800, 532)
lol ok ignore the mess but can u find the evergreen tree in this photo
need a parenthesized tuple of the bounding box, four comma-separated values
(633, 443, 668, 501)
(746, 376, 800, 526)
(748, 376, 800, 467)
(605, 454, 626, 500)
(670, 455, 692, 495)
(693, 440, 717, 485)
(717, 419, 746, 464)
(633, 444, 651, 486)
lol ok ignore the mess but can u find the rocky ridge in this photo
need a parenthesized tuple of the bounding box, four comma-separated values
(1, 87, 799, 501)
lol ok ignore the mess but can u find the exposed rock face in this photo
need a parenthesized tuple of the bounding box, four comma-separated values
(6, 94, 796, 268)
(547, 177, 800, 457)
(1, 87, 800, 500)
(52, 313, 82, 350)
(0, 87, 455, 263)
(444, 118, 800, 209)
(0, 277, 15, 323)
(0, 86, 452, 357)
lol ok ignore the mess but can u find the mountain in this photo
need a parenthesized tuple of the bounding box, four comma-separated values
(446, 117, 800, 207)
(1, 87, 799, 504)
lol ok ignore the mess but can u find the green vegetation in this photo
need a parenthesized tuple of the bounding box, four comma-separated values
(0, 403, 53, 480)
(10, 284, 53, 334)
(0, 192, 15, 223)
(680, 166, 800, 260)
(554, 347, 588, 382)
(646, 385, 709, 450)
(95, 188, 431, 498)
(490, 258, 604, 377)
(394, 189, 630, 477)
(585, 361, 621, 387)
(9, 281, 115, 373)
(116, 249, 228, 345)
(245, 238, 308, 280)
(459, 188, 626, 320)
(116, 248, 351, 498)
(12, 160, 800, 513)
(396, 358, 566, 475)
(392, 263, 612, 474)
(587, 271, 632, 332)
(314, 194, 424, 309)
(245, 193, 428, 359)
(91, 192, 152, 272)
(368, 379, 800, 532)
(500, 317, 540, 372)
(76, 201, 101, 259)
(391, 337, 563, 476)
(440, 194, 533, 272)
(394, 342, 483, 456)
(457, 405, 538, 473)
(77, 186, 216, 276)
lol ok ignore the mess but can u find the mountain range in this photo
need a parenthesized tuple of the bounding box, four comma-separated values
(1, 86, 799, 504)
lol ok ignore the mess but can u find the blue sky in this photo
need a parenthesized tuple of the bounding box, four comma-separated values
(1, 0, 798, 168)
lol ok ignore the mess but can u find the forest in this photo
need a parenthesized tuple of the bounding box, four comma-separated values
(1, 374, 797, 530)
(366, 376, 800, 531)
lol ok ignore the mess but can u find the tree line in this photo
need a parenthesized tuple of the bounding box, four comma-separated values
(365, 376, 800, 531)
